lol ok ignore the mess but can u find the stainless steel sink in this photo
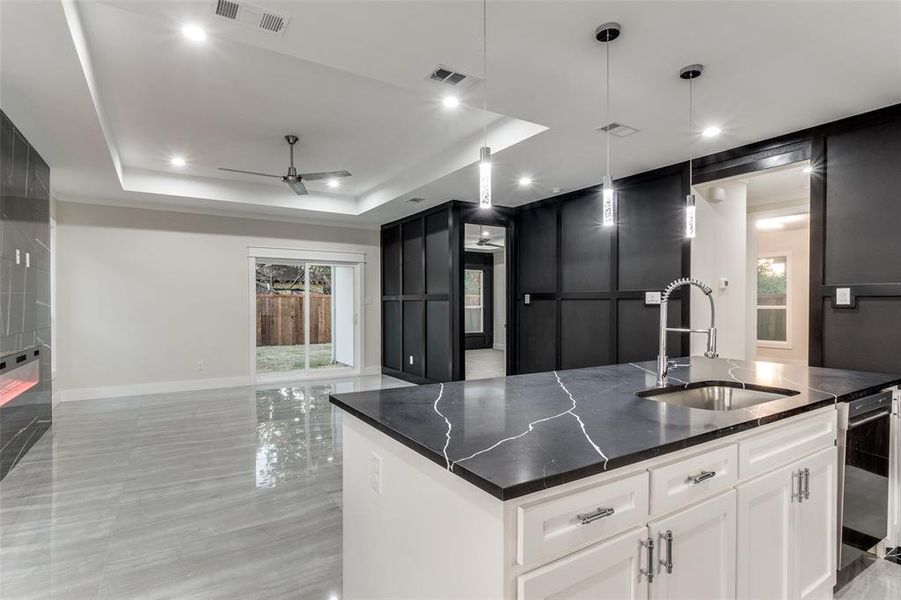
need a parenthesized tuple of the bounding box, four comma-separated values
(636, 381, 799, 411)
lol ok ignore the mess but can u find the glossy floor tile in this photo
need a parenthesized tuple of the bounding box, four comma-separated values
(464, 348, 505, 380)
(0, 375, 412, 600)
(834, 553, 901, 599)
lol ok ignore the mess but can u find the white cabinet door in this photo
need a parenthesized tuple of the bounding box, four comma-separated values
(795, 447, 837, 600)
(517, 526, 649, 600)
(649, 490, 737, 600)
(736, 461, 794, 600)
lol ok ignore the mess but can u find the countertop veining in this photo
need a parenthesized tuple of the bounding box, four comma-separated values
(330, 357, 901, 500)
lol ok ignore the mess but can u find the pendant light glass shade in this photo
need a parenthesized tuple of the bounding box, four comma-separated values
(479, 146, 492, 209)
(685, 193, 697, 238)
(602, 175, 615, 227)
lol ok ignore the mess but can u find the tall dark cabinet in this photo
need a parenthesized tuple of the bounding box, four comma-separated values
(0, 109, 52, 480)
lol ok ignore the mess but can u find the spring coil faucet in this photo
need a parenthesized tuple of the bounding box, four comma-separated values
(657, 278, 718, 386)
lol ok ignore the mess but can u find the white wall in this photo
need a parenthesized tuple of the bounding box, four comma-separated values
(55, 202, 380, 398)
(755, 226, 810, 364)
(691, 183, 748, 359)
(493, 251, 505, 350)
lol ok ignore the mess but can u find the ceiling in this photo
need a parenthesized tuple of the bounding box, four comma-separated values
(2, 1, 899, 227)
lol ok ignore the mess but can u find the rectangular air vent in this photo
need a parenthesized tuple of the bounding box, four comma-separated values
(211, 0, 290, 36)
(597, 122, 640, 138)
(428, 65, 479, 90)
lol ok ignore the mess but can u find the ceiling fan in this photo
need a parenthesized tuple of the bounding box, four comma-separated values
(468, 226, 503, 250)
(218, 135, 351, 196)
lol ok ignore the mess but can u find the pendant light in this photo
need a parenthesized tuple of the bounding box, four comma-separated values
(595, 22, 621, 227)
(478, 0, 491, 209)
(680, 64, 703, 239)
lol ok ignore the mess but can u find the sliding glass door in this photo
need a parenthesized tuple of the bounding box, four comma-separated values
(254, 257, 360, 380)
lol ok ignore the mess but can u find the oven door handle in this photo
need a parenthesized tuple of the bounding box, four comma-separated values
(848, 409, 891, 429)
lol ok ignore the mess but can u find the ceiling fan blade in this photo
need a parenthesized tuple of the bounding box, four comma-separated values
(218, 167, 283, 178)
(299, 170, 352, 181)
(483, 242, 504, 248)
(286, 179, 308, 195)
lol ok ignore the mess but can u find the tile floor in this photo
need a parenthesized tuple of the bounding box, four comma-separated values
(0, 375, 411, 600)
(464, 348, 505, 380)
(1, 373, 898, 599)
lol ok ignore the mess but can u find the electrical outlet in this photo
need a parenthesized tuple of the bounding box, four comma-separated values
(409, 355, 414, 365)
(524, 293, 531, 305)
(196, 360, 204, 371)
(836, 287, 852, 306)
(645, 291, 661, 305)
(370, 452, 383, 495)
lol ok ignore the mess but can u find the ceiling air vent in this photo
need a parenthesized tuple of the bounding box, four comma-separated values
(428, 65, 478, 90)
(597, 122, 640, 138)
(211, 0, 290, 36)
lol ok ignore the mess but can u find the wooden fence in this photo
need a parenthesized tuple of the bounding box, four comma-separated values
(256, 293, 332, 346)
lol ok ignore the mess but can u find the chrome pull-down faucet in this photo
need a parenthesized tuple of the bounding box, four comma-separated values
(656, 278, 718, 386)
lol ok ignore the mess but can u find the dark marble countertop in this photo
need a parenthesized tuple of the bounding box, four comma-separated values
(329, 358, 901, 500)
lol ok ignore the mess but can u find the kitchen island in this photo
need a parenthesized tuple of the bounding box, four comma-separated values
(330, 357, 900, 599)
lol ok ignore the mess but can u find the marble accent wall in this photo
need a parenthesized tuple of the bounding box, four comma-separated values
(0, 109, 52, 480)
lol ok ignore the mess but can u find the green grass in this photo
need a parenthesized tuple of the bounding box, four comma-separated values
(256, 343, 345, 373)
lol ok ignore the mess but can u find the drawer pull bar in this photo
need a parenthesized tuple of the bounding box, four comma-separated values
(802, 467, 810, 500)
(640, 537, 655, 583)
(576, 506, 615, 525)
(685, 470, 716, 485)
(660, 529, 674, 574)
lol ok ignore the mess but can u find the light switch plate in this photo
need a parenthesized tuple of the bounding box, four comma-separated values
(645, 291, 661, 306)
(524, 293, 531, 305)
(836, 287, 852, 306)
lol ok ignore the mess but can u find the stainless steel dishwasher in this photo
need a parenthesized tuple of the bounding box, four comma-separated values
(837, 389, 893, 571)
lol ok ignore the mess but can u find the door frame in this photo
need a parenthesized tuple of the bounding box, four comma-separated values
(248, 246, 365, 384)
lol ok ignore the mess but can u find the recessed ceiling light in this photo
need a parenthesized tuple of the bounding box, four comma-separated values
(702, 126, 721, 138)
(327, 179, 340, 189)
(181, 24, 207, 43)
(802, 165, 813, 174)
(169, 156, 187, 167)
(518, 176, 533, 187)
(442, 96, 460, 109)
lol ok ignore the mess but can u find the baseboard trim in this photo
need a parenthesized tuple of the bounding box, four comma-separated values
(493, 343, 506, 351)
(57, 375, 252, 402)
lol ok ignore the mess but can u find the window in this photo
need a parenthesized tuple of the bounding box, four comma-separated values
(757, 254, 790, 347)
(464, 269, 484, 334)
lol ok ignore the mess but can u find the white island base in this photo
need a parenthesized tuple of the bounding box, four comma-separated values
(342, 407, 838, 600)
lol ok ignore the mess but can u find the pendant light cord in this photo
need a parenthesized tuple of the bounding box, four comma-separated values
(482, 0, 488, 148)
(605, 38, 611, 182)
(688, 76, 694, 189)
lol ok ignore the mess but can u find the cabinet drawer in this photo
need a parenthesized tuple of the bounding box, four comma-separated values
(517, 526, 648, 600)
(650, 444, 737, 515)
(738, 410, 836, 480)
(517, 471, 649, 566)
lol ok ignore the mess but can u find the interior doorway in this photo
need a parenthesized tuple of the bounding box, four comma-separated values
(693, 161, 811, 365)
(463, 224, 507, 380)
(250, 249, 363, 382)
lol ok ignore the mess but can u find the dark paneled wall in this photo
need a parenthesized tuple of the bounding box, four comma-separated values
(382, 204, 455, 384)
(0, 110, 52, 480)
(815, 107, 901, 373)
(513, 165, 691, 374)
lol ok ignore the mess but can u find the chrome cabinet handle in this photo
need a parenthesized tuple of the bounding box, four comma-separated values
(641, 537, 655, 583)
(803, 468, 810, 500)
(576, 506, 615, 525)
(659, 530, 674, 574)
(792, 470, 802, 503)
(686, 470, 716, 485)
